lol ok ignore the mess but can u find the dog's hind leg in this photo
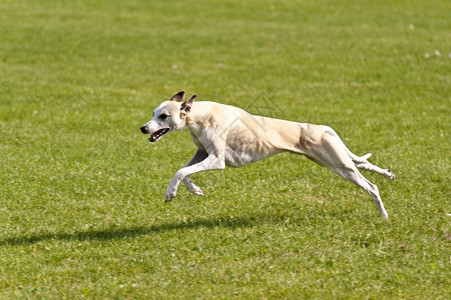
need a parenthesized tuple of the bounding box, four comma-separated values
(304, 128, 389, 217)
(326, 128, 396, 180)
(334, 167, 389, 218)
(353, 159, 396, 181)
(315, 152, 390, 218)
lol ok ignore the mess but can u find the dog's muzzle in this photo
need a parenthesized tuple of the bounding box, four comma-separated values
(141, 125, 170, 142)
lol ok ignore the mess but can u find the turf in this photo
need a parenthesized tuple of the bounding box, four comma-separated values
(0, 0, 450, 298)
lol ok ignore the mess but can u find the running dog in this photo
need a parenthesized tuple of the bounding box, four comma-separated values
(140, 91, 395, 218)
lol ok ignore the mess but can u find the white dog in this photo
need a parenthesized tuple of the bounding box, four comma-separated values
(141, 91, 395, 218)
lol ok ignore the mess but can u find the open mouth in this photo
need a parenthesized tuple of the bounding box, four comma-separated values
(149, 128, 170, 142)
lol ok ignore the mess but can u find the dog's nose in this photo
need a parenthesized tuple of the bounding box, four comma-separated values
(140, 126, 148, 134)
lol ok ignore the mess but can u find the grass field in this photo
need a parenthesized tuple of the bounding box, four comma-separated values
(0, 0, 450, 298)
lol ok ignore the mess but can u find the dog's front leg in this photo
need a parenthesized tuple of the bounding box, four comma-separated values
(182, 149, 208, 196)
(165, 154, 225, 202)
(183, 177, 204, 196)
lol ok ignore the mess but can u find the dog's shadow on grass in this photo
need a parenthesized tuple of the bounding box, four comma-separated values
(0, 214, 276, 247)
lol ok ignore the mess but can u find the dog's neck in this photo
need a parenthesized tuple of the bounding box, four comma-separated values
(185, 113, 196, 126)
(183, 103, 209, 137)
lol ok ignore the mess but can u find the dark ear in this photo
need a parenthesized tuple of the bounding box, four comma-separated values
(170, 91, 185, 102)
(181, 95, 197, 113)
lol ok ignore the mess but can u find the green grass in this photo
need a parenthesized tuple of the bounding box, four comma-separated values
(0, 0, 450, 298)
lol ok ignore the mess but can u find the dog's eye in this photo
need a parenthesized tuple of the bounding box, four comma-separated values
(159, 114, 168, 120)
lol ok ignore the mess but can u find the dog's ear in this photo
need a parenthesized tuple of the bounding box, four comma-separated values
(170, 91, 185, 102)
(181, 95, 197, 113)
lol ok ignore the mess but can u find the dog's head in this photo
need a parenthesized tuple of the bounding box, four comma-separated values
(140, 91, 196, 142)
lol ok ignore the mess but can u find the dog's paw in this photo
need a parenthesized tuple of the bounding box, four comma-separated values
(165, 190, 177, 202)
(187, 184, 204, 196)
(184, 178, 204, 196)
(386, 169, 396, 181)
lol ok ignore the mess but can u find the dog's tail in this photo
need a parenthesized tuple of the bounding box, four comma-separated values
(343, 144, 372, 163)
(351, 152, 372, 163)
(326, 127, 372, 163)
